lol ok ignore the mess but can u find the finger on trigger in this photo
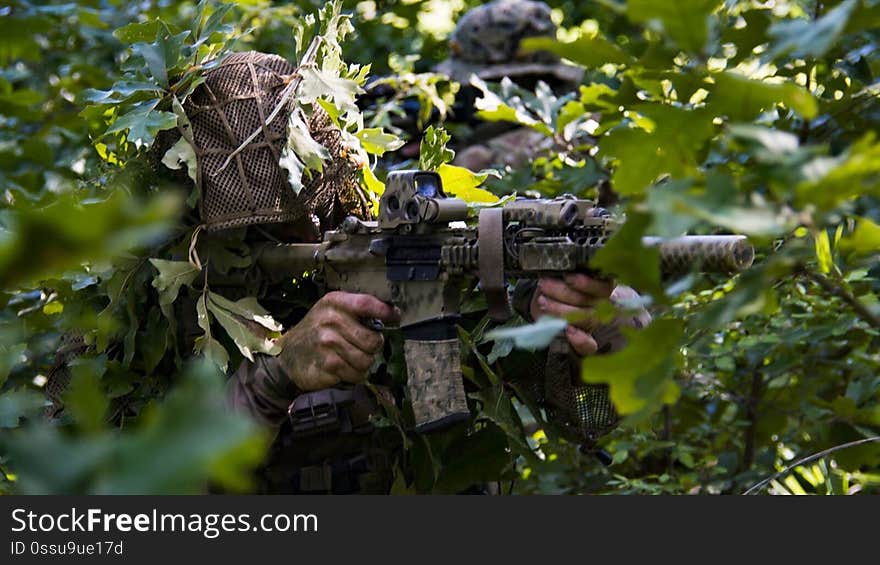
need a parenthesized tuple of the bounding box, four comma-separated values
(343, 293, 397, 322)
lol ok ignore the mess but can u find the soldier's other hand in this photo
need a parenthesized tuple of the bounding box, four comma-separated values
(530, 274, 614, 357)
(278, 292, 398, 391)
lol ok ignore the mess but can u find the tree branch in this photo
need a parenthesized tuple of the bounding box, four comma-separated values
(805, 271, 880, 330)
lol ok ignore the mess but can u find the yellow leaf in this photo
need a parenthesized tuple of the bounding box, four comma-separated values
(437, 164, 498, 203)
(815, 229, 832, 273)
(839, 217, 880, 257)
(43, 301, 63, 315)
(361, 166, 385, 216)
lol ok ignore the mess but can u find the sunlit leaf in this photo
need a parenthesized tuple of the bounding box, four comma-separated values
(581, 319, 683, 415)
(437, 164, 498, 203)
(485, 317, 568, 350)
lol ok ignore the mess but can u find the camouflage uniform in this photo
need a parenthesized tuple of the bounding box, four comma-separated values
(172, 51, 398, 494)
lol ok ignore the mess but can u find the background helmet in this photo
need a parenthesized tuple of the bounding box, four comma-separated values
(435, 0, 583, 85)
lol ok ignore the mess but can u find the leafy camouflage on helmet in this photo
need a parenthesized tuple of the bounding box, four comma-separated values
(435, 0, 583, 85)
(181, 51, 369, 233)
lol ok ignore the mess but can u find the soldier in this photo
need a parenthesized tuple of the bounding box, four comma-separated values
(436, 0, 648, 355)
(436, 0, 585, 172)
(183, 49, 636, 492)
(209, 5, 650, 491)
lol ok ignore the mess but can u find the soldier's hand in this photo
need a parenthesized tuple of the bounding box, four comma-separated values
(278, 292, 398, 391)
(530, 274, 614, 357)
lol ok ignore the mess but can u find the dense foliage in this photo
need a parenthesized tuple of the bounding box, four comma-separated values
(1, 0, 878, 494)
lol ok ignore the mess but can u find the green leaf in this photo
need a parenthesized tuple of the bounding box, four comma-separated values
(79, 81, 162, 105)
(297, 65, 362, 116)
(591, 211, 663, 298)
(194, 291, 229, 372)
(2, 362, 268, 494)
(578, 83, 619, 111)
(362, 164, 385, 197)
(362, 165, 385, 216)
(0, 188, 179, 290)
(280, 110, 330, 194)
(839, 217, 880, 258)
(206, 292, 281, 362)
(470, 385, 531, 454)
(432, 424, 512, 493)
(767, 0, 857, 61)
(471, 77, 554, 136)
(437, 164, 499, 203)
(149, 259, 200, 317)
(194, 0, 234, 44)
(0, 342, 27, 387)
(600, 128, 664, 196)
(355, 128, 404, 156)
(600, 105, 713, 195)
(727, 124, 799, 156)
(130, 42, 169, 89)
(485, 316, 568, 350)
(708, 72, 818, 121)
(113, 20, 160, 44)
(796, 134, 880, 208)
(626, 0, 720, 54)
(65, 358, 109, 434)
(105, 99, 178, 149)
(0, 389, 46, 429)
(419, 125, 455, 171)
(520, 35, 633, 68)
(581, 318, 683, 416)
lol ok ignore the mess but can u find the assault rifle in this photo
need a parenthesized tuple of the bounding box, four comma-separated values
(255, 170, 754, 433)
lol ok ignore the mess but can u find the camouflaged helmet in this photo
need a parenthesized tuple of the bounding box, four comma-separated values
(435, 0, 583, 85)
(181, 51, 369, 233)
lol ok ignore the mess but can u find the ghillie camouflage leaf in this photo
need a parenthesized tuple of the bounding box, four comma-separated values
(149, 259, 200, 317)
(195, 291, 229, 373)
(161, 136, 197, 182)
(205, 292, 281, 362)
(297, 66, 362, 117)
(280, 110, 330, 195)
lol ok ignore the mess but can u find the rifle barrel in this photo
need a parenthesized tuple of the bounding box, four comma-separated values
(641, 235, 754, 275)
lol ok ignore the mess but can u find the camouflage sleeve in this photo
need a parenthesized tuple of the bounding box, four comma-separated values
(512, 279, 539, 322)
(227, 355, 300, 428)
